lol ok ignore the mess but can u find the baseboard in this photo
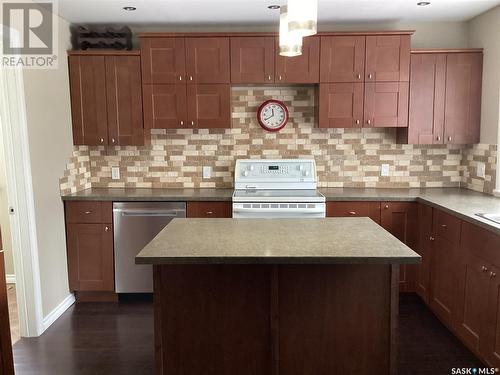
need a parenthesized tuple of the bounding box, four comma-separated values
(5, 274, 16, 284)
(42, 293, 76, 332)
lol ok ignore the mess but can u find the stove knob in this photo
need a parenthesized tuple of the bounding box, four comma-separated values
(298, 165, 304, 171)
(303, 170, 310, 177)
(243, 170, 249, 177)
(249, 165, 254, 171)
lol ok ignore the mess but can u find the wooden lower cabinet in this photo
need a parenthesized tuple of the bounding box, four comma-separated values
(380, 202, 418, 292)
(0, 229, 14, 375)
(416, 204, 432, 303)
(65, 201, 115, 293)
(186, 201, 232, 218)
(326, 201, 380, 223)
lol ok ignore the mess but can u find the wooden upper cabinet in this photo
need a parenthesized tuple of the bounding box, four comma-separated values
(231, 37, 275, 83)
(143, 84, 187, 129)
(444, 52, 482, 145)
(320, 36, 365, 83)
(105, 55, 144, 146)
(364, 82, 409, 127)
(319, 83, 363, 128)
(187, 84, 231, 128)
(276, 36, 320, 83)
(365, 35, 410, 82)
(68, 55, 108, 146)
(185, 37, 231, 83)
(406, 53, 446, 144)
(140, 37, 186, 84)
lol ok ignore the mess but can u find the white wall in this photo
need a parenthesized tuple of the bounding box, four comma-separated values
(22, 15, 73, 317)
(468, 6, 500, 144)
(0, 141, 14, 277)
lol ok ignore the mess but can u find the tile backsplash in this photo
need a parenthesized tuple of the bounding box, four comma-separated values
(59, 86, 497, 195)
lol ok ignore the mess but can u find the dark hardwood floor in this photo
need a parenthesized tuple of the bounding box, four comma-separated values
(12, 293, 482, 374)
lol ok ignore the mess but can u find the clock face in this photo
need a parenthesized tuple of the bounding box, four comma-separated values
(257, 100, 289, 132)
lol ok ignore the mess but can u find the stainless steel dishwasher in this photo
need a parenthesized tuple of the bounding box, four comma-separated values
(113, 202, 186, 293)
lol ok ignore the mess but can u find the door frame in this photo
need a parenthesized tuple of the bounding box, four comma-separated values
(0, 28, 45, 337)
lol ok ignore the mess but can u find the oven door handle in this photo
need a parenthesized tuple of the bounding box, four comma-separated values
(232, 207, 325, 214)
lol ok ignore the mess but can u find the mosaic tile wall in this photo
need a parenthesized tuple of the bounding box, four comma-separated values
(59, 86, 498, 195)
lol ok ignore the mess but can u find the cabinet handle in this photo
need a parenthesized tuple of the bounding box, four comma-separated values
(356, 74, 361, 80)
(100, 138, 104, 143)
(429, 236, 435, 241)
(278, 75, 282, 81)
(355, 120, 360, 125)
(84, 211, 92, 215)
(368, 74, 373, 79)
(348, 211, 357, 215)
(436, 135, 441, 141)
(191, 121, 195, 126)
(111, 138, 116, 144)
(267, 75, 272, 81)
(180, 120, 184, 126)
(491, 271, 497, 279)
(206, 211, 213, 215)
(189, 75, 193, 81)
(384, 205, 389, 209)
(441, 224, 447, 228)
(367, 119, 371, 125)
(482, 266, 488, 272)
(104, 226, 109, 232)
(448, 136, 452, 142)
(179, 75, 182, 81)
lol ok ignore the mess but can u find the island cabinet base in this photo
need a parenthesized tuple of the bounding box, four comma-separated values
(153, 264, 399, 375)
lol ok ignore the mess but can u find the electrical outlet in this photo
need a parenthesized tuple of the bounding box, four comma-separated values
(381, 164, 390, 177)
(477, 162, 486, 179)
(111, 166, 120, 180)
(203, 166, 212, 179)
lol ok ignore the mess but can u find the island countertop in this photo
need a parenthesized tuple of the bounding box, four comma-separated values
(135, 217, 421, 265)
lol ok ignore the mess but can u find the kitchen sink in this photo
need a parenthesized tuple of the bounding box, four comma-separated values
(476, 213, 500, 225)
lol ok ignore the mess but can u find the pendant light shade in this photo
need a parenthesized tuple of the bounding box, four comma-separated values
(279, 5, 303, 57)
(287, 0, 318, 37)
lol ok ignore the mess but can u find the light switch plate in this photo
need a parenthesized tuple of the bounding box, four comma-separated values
(203, 166, 212, 179)
(477, 162, 486, 179)
(381, 164, 390, 177)
(111, 166, 120, 180)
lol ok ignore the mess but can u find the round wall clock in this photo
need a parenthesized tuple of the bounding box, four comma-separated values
(257, 99, 289, 132)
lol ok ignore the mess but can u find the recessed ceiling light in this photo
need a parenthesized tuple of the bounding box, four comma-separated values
(417, 1, 431, 6)
(123, 6, 136, 11)
(268, 5, 281, 10)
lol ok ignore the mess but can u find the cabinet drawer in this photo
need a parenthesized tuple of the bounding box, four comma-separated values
(461, 221, 500, 267)
(326, 201, 381, 224)
(186, 202, 232, 218)
(65, 201, 112, 224)
(433, 209, 461, 245)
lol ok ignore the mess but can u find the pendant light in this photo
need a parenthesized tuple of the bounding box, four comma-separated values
(287, 0, 318, 37)
(279, 5, 303, 57)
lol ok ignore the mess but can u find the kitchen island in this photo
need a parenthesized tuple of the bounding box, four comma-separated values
(136, 218, 420, 375)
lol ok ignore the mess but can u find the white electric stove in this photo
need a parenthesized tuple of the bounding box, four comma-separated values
(232, 159, 326, 218)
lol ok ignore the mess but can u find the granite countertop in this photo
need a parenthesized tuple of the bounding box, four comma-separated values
(135, 217, 421, 265)
(61, 187, 500, 235)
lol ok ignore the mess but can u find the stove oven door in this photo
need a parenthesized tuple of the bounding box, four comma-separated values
(232, 202, 326, 219)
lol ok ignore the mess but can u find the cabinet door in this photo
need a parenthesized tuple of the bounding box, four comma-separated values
(230, 37, 275, 83)
(142, 84, 187, 129)
(185, 37, 230, 83)
(187, 202, 232, 218)
(455, 253, 490, 353)
(187, 84, 231, 129)
(66, 224, 114, 292)
(365, 35, 410, 82)
(319, 83, 364, 128)
(0, 230, 14, 375)
(105, 55, 144, 146)
(444, 52, 483, 145)
(416, 204, 433, 302)
(429, 210, 460, 328)
(407, 53, 447, 144)
(380, 202, 418, 292)
(364, 82, 409, 128)
(68, 55, 108, 146)
(140, 37, 186, 84)
(320, 36, 365, 83)
(276, 36, 320, 83)
(485, 266, 500, 367)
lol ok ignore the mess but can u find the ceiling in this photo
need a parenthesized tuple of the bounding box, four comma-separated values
(53, 0, 500, 25)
